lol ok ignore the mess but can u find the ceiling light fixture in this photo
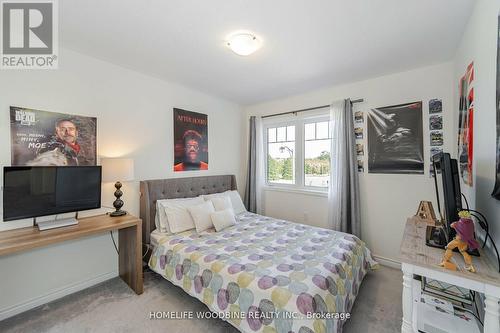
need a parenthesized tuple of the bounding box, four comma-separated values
(226, 32, 261, 56)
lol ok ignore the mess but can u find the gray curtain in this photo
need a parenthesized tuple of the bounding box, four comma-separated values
(244, 116, 257, 213)
(328, 99, 361, 237)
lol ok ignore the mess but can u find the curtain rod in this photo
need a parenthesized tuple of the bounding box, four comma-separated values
(261, 98, 364, 119)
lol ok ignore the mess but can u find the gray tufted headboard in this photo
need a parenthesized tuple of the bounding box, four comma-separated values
(139, 175, 237, 248)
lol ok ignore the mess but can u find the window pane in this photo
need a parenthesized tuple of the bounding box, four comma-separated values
(268, 128, 276, 143)
(316, 121, 329, 139)
(268, 141, 295, 185)
(287, 126, 295, 141)
(305, 123, 315, 140)
(277, 127, 286, 142)
(304, 139, 330, 187)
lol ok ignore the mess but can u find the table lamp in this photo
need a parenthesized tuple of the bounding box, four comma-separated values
(101, 158, 134, 217)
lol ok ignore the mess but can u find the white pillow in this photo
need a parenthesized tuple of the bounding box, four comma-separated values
(202, 192, 224, 201)
(210, 209, 236, 232)
(155, 203, 164, 232)
(203, 191, 247, 214)
(225, 190, 246, 214)
(210, 196, 232, 211)
(157, 197, 204, 233)
(156, 200, 172, 233)
(188, 201, 215, 233)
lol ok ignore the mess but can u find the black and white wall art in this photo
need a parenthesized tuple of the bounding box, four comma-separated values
(354, 111, 364, 123)
(429, 99, 443, 113)
(367, 101, 424, 174)
(357, 159, 364, 173)
(430, 131, 444, 146)
(353, 110, 365, 173)
(430, 147, 443, 163)
(356, 143, 364, 156)
(429, 115, 443, 130)
(354, 127, 363, 139)
(427, 99, 444, 178)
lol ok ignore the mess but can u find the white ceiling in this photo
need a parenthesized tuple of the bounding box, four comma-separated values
(60, 0, 475, 105)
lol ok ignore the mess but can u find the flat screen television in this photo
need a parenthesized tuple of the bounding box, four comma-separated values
(3, 166, 102, 222)
(426, 152, 470, 253)
(432, 152, 462, 240)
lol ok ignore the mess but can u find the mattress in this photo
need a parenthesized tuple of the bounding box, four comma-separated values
(149, 212, 377, 333)
(150, 223, 219, 247)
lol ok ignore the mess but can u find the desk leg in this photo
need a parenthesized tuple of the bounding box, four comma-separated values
(401, 263, 413, 333)
(118, 225, 144, 295)
(484, 295, 500, 333)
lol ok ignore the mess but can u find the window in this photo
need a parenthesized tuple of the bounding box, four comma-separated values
(304, 120, 331, 187)
(265, 113, 332, 191)
(267, 125, 295, 184)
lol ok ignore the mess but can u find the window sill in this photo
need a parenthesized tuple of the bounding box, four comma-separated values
(263, 185, 328, 198)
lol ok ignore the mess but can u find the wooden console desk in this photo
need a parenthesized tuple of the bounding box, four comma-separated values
(0, 214, 143, 295)
(399, 216, 500, 333)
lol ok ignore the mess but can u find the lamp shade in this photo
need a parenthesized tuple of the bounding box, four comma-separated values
(101, 158, 134, 183)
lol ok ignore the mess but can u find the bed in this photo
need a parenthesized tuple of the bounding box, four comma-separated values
(140, 175, 377, 333)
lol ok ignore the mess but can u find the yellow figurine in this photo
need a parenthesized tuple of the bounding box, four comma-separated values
(439, 211, 479, 273)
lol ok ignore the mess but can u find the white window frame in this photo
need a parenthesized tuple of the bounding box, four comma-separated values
(264, 119, 298, 189)
(263, 108, 331, 194)
(302, 116, 331, 189)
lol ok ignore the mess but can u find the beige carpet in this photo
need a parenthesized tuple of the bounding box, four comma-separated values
(0, 266, 402, 333)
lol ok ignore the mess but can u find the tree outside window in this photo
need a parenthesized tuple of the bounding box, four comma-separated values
(265, 116, 332, 189)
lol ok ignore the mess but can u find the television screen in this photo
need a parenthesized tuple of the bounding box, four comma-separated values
(3, 166, 101, 221)
(432, 153, 462, 239)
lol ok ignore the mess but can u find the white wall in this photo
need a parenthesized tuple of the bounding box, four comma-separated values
(453, 0, 500, 255)
(0, 48, 244, 319)
(244, 62, 455, 264)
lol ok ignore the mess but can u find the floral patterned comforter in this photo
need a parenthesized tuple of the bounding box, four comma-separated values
(149, 212, 377, 333)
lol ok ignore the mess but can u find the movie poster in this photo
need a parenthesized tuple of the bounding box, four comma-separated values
(492, 15, 500, 199)
(10, 106, 97, 166)
(457, 62, 474, 186)
(367, 101, 424, 174)
(173, 108, 208, 172)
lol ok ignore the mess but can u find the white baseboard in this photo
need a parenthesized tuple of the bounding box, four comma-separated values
(373, 254, 401, 269)
(0, 270, 118, 321)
